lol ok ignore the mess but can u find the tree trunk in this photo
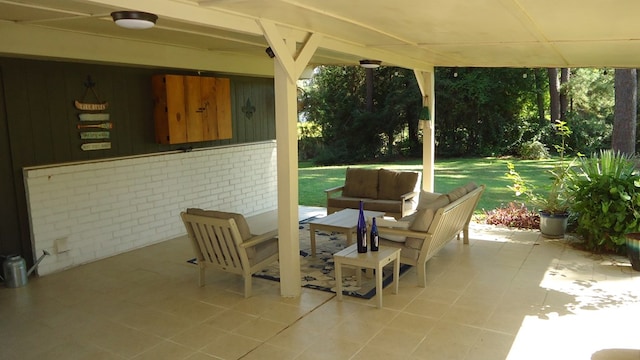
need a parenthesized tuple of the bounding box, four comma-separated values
(548, 68, 560, 122)
(612, 69, 637, 155)
(559, 68, 570, 120)
(365, 68, 374, 112)
(534, 69, 546, 121)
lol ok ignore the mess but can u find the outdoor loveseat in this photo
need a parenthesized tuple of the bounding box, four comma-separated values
(325, 167, 421, 219)
(373, 183, 485, 287)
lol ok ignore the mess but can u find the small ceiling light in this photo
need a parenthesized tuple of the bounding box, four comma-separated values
(265, 47, 276, 59)
(111, 11, 158, 30)
(359, 60, 382, 69)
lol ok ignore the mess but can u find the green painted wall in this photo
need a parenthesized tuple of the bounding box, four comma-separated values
(0, 56, 275, 261)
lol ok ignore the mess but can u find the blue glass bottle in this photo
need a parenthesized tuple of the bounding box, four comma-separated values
(357, 201, 367, 253)
(370, 217, 379, 251)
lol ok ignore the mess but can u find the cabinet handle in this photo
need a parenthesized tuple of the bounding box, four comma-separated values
(196, 107, 205, 113)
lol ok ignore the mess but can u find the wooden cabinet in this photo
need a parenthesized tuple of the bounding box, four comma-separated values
(152, 74, 232, 144)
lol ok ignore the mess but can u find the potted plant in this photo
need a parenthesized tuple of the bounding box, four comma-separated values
(506, 120, 574, 238)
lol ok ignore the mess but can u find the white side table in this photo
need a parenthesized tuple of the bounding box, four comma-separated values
(333, 244, 401, 308)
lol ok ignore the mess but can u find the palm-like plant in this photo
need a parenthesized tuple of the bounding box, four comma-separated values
(570, 149, 640, 252)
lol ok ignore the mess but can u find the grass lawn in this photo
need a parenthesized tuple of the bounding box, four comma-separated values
(299, 157, 559, 213)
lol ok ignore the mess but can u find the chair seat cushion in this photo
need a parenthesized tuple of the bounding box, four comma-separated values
(375, 217, 410, 242)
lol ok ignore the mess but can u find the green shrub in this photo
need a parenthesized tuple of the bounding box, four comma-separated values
(570, 150, 640, 253)
(519, 140, 549, 160)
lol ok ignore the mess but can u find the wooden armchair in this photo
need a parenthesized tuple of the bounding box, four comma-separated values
(180, 209, 279, 298)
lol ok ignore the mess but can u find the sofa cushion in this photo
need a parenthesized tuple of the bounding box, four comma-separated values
(417, 192, 449, 210)
(374, 216, 410, 242)
(378, 169, 419, 200)
(328, 197, 367, 211)
(464, 182, 478, 193)
(186, 208, 252, 241)
(363, 199, 403, 215)
(343, 168, 379, 199)
(409, 208, 436, 232)
(446, 185, 468, 202)
(410, 193, 449, 232)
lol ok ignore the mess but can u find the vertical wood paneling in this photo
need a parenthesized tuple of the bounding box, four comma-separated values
(0, 68, 23, 255)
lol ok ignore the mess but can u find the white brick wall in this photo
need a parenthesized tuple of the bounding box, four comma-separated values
(24, 141, 278, 275)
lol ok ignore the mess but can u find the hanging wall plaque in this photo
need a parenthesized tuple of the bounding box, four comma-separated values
(81, 142, 111, 151)
(80, 131, 110, 140)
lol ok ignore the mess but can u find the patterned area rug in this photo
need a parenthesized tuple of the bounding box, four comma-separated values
(253, 217, 411, 299)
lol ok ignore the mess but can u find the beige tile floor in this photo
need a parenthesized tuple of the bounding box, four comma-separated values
(1, 207, 639, 360)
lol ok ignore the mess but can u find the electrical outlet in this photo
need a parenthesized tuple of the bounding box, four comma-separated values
(54, 237, 70, 254)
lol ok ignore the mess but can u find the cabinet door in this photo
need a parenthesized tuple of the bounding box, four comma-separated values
(200, 77, 232, 141)
(152, 74, 187, 144)
(184, 75, 204, 142)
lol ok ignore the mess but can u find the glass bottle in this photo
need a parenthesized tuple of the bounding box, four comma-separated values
(370, 217, 379, 251)
(356, 201, 367, 253)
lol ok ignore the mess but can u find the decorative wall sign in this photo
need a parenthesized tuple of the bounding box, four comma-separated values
(81, 142, 111, 151)
(79, 113, 110, 121)
(80, 131, 110, 140)
(74, 75, 108, 111)
(77, 122, 113, 130)
(75, 100, 108, 111)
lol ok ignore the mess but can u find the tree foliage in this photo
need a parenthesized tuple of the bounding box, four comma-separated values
(301, 66, 618, 163)
(303, 66, 421, 164)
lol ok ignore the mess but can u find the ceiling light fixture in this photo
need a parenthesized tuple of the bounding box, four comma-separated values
(359, 60, 382, 69)
(111, 11, 158, 30)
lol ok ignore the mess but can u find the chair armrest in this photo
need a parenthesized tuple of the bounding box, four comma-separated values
(400, 190, 419, 200)
(325, 185, 345, 198)
(240, 230, 278, 248)
(378, 226, 428, 239)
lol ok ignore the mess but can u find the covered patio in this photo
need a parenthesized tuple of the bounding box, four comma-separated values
(1, 207, 639, 359)
(4, 0, 640, 299)
(2, 1, 640, 358)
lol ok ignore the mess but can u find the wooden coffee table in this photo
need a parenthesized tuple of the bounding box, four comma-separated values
(308, 208, 385, 256)
(333, 244, 401, 308)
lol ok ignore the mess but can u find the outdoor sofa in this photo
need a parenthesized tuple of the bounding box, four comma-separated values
(325, 167, 421, 219)
(373, 182, 485, 287)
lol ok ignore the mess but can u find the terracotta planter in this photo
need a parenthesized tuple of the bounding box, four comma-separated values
(539, 211, 569, 238)
(624, 233, 640, 271)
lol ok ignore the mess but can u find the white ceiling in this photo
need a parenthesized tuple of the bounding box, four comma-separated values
(2, 0, 640, 74)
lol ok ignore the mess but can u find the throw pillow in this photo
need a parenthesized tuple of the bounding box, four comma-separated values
(374, 216, 410, 242)
(342, 167, 378, 199)
(186, 208, 252, 241)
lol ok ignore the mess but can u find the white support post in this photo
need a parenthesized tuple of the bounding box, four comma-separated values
(414, 69, 435, 192)
(260, 20, 320, 297)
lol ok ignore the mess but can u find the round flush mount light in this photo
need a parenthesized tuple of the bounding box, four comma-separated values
(359, 59, 382, 69)
(111, 11, 158, 30)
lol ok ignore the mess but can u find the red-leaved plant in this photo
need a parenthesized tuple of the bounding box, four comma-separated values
(485, 202, 540, 229)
